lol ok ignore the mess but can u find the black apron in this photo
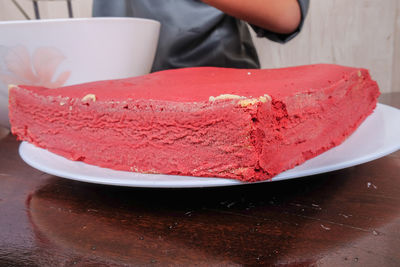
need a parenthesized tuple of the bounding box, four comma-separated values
(93, 0, 309, 72)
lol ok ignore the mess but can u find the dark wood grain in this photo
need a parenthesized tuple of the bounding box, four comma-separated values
(0, 93, 399, 267)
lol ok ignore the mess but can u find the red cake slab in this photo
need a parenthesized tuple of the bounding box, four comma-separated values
(9, 64, 380, 182)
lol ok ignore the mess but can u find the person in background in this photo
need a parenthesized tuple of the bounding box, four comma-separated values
(93, 0, 309, 72)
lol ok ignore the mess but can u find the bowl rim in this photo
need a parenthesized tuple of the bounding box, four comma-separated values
(0, 17, 161, 27)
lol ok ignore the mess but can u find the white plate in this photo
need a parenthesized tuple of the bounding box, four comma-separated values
(19, 103, 400, 188)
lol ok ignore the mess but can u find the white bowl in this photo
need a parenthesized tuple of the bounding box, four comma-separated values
(0, 17, 160, 127)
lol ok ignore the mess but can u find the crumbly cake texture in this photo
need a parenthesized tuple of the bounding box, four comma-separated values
(9, 64, 380, 182)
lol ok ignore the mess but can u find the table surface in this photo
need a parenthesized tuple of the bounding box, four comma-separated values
(1, 93, 399, 267)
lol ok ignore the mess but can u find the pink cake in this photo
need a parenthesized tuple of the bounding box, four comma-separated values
(9, 64, 380, 182)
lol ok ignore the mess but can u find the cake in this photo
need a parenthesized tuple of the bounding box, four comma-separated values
(9, 64, 380, 182)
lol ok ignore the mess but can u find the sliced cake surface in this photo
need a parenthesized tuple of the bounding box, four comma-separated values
(9, 64, 380, 182)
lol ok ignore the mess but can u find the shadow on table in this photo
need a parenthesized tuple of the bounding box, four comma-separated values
(26, 157, 400, 266)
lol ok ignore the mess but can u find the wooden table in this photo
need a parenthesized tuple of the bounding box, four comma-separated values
(1, 93, 399, 267)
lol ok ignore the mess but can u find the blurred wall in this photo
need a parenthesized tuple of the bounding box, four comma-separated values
(252, 0, 400, 93)
(0, 0, 93, 20)
(1, 0, 399, 93)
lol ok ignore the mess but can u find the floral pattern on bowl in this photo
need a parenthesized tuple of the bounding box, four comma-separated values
(0, 45, 71, 89)
(0, 45, 71, 127)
